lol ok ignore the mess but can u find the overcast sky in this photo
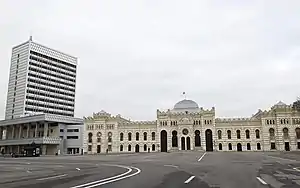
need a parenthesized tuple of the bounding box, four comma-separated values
(1, 0, 300, 120)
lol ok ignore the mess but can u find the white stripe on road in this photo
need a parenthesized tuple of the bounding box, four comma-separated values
(163, 164, 178, 168)
(84, 167, 141, 188)
(198, 152, 206, 162)
(76, 168, 81, 171)
(184, 176, 195, 184)
(256, 177, 267, 185)
(70, 165, 132, 188)
(265, 155, 297, 162)
(37, 174, 68, 181)
(293, 167, 300, 172)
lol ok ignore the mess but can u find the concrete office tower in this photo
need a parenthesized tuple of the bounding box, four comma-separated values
(5, 36, 77, 119)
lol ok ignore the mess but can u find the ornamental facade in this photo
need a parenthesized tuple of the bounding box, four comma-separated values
(83, 99, 300, 154)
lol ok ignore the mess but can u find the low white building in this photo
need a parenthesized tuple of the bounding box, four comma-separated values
(84, 99, 300, 154)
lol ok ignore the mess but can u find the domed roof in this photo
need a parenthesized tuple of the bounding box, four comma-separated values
(174, 99, 199, 110)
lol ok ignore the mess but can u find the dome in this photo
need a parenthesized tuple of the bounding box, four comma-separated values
(173, 99, 199, 110)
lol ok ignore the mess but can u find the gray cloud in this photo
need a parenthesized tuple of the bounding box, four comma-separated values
(1, 0, 300, 120)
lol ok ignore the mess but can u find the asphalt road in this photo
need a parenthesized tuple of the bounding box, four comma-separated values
(1, 151, 300, 188)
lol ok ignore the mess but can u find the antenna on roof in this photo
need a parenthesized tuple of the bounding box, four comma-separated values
(182, 92, 186, 100)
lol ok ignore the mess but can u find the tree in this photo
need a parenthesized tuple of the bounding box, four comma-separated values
(292, 97, 300, 111)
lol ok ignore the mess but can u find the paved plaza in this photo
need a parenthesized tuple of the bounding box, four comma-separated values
(1, 152, 300, 187)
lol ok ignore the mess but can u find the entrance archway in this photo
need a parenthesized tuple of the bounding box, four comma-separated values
(195, 130, 201, 147)
(181, 137, 185, 150)
(135, 144, 140, 152)
(160, 130, 167, 152)
(237, 143, 242, 151)
(205, 129, 213, 151)
(187, 137, 191, 150)
(172, 131, 178, 147)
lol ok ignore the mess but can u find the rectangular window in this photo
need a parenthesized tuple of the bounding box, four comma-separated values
(298, 142, 300, 149)
(108, 145, 112, 151)
(67, 136, 78, 139)
(271, 143, 276, 150)
(60, 129, 64, 132)
(67, 129, 79, 132)
(88, 145, 92, 151)
(60, 136, 63, 139)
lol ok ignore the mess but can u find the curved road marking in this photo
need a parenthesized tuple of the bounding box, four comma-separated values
(70, 165, 132, 188)
(198, 152, 206, 162)
(84, 167, 141, 188)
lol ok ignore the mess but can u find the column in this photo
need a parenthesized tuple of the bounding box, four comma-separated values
(35, 123, 38, 138)
(42, 145, 47, 155)
(0, 127, 2, 140)
(26, 124, 30, 138)
(19, 125, 22, 139)
(12, 125, 15, 139)
(44, 123, 48, 137)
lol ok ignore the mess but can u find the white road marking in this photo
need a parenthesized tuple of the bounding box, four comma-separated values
(184, 176, 195, 184)
(198, 152, 206, 162)
(256, 177, 268, 185)
(76, 168, 80, 171)
(84, 167, 141, 188)
(37, 174, 68, 181)
(163, 164, 178, 168)
(26, 170, 32, 173)
(293, 167, 300, 172)
(71, 165, 132, 188)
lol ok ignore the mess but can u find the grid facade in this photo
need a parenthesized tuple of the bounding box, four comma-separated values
(5, 38, 77, 119)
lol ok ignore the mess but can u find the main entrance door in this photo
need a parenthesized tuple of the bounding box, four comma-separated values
(285, 142, 290, 151)
(97, 145, 101, 153)
(181, 137, 185, 150)
(187, 137, 191, 150)
(160, 130, 167, 152)
(205, 129, 213, 151)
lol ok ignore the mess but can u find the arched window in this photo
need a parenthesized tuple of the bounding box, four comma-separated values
(152, 144, 155, 151)
(255, 129, 260, 139)
(128, 132, 132, 141)
(88, 132, 93, 143)
(172, 131, 178, 147)
(228, 143, 232, 150)
(219, 143, 222, 150)
(245, 130, 250, 139)
(218, 130, 222, 139)
(283, 128, 289, 139)
(227, 130, 231, 139)
(120, 133, 124, 141)
(296, 128, 300, 139)
(97, 132, 101, 143)
(236, 130, 241, 139)
(152, 132, 155, 140)
(195, 130, 201, 146)
(136, 132, 139, 141)
(143, 132, 147, 141)
(120, 145, 123, 151)
(269, 128, 275, 139)
(144, 144, 147, 151)
(247, 143, 251, 150)
(108, 132, 112, 142)
(128, 144, 131, 151)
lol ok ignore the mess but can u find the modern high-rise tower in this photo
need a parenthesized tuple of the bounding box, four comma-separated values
(5, 37, 77, 119)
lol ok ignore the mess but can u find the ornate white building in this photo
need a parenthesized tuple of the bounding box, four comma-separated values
(84, 99, 300, 154)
